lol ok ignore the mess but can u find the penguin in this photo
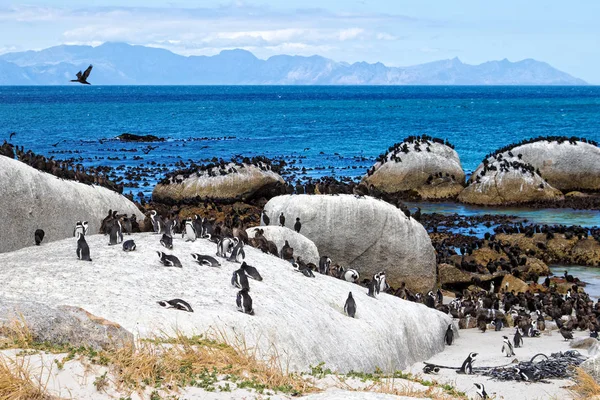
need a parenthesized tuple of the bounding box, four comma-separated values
(489, 281, 495, 294)
(227, 240, 246, 263)
(191, 254, 221, 268)
(108, 219, 123, 245)
(294, 217, 301, 233)
(182, 219, 196, 242)
(444, 324, 454, 346)
(344, 292, 356, 318)
(494, 318, 503, 331)
(217, 237, 235, 257)
(157, 299, 193, 312)
(241, 261, 262, 281)
(73, 221, 84, 237)
(513, 327, 523, 348)
(121, 217, 132, 235)
(156, 251, 182, 268)
(293, 258, 315, 277)
(160, 233, 173, 250)
(122, 239, 136, 251)
(76, 231, 92, 261)
(279, 212, 285, 227)
(280, 240, 294, 260)
(342, 269, 359, 283)
(262, 210, 270, 226)
(82, 221, 89, 236)
(149, 210, 164, 234)
(318, 256, 331, 275)
(474, 383, 488, 399)
(374, 271, 390, 293)
(457, 352, 477, 374)
(436, 288, 443, 305)
(422, 365, 439, 374)
(591, 331, 599, 339)
(501, 336, 515, 357)
(425, 291, 436, 308)
(192, 215, 203, 238)
(536, 312, 546, 331)
(560, 326, 574, 341)
(34, 229, 45, 245)
(236, 288, 254, 315)
(515, 367, 535, 382)
(367, 278, 378, 298)
(231, 267, 250, 290)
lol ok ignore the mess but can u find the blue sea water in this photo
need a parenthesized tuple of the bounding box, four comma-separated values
(1, 85, 600, 200)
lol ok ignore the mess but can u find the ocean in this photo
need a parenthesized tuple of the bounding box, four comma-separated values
(1, 85, 600, 198)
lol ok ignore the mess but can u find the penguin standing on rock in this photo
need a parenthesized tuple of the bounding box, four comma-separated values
(160, 233, 173, 250)
(231, 267, 250, 290)
(191, 254, 221, 268)
(241, 262, 262, 281)
(156, 251, 182, 268)
(182, 219, 196, 242)
(318, 256, 331, 275)
(444, 324, 454, 345)
(294, 217, 301, 233)
(34, 229, 45, 245)
(367, 278, 378, 298)
(76, 231, 92, 261)
(279, 212, 285, 227)
(344, 292, 356, 318)
(236, 288, 254, 315)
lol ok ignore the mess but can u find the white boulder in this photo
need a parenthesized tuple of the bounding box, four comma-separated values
(0, 232, 452, 373)
(246, 225, 320, 265)
(263, 194, 436, 292)
(0, 156, 144, 254)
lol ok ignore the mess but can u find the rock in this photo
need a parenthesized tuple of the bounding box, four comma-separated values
(495, 139, 600, 191)
(0, 301, 133, 350)
(246, 226, 320, 265)
(500, 275, 530, 294)
(459, 156, 563, 206)
(363, 138, 465, 199)
(116, 133, 164, 142)
(0, 232, 452, 373)
(0, 156, 145, 254)
(566, 191, 589, 198)
(264, 194, 436, 292)
(524, 257, 550, 276)
(438, 263, 503, 287)
(570, 337, 598, 350)
(153, 162, 284, 204)
(581, 354, 600, 383)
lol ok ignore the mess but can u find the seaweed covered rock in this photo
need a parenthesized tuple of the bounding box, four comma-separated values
(478, 137, 600, 191)
(263, 194, 436, 292)
(362, 135, 465, 200)
(116, 133, 164, 142)
(153, 159, 284, 204)
(459, 155, 563, 205)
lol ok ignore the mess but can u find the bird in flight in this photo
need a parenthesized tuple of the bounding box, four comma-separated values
(71, 65, 93, 85)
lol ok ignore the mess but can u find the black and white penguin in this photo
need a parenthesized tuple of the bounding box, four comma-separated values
(217, 237, 235, 258)
(121, 217, 132, 235)
(425, 291, 436, 308)
(231, 267, 250, 290)
(34, 229, 45, 245)
(76, 231, 92, 261)
(536, 311, 546, 331)
(157, 299, 193, 312)
(591, 331, 599, 339)
(513, 327, 523, 348)
(436, 288, 443, 305)
(494, 318, 503, 331)
(515, 367, 535, 382)
(279, 212, 285, 227)
(262, 210, 270, 226)
(502, 336, 515, 357)
(444, 324, 454, 346)
(318, 256, 331, 275)
(294, 217, 301, 233)
(342, 269, 359, 283)
(73, 221, 84, 237)
(344, 292, 356, 318)
(182, 218, 197, 242)
(191, 254, 221, 268)
(422, 365, 439, 374)
(122, 239, 136, 251)
(149, 210, 164, 234)
(160, 233, 173, 250)
(236, 288, 254, 315)
(192, 215, 203, 238)
(474, 383, 488, 399)
(241, 262, 262, 281)
(82, 221, 89, 236)
(108, 219, 123, 245)
(367, 278, 378, 298)
(293, 258, 315, 277)
(374, 271, 390, 293)
(156, 251, 182, 268)
(228, 240, 246, 263)
(457, 352, 477, 374)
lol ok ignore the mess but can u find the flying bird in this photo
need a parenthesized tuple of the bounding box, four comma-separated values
(71, 65, 93, 85)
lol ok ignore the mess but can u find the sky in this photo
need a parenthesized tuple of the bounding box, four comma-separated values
(0, 1, 598, 83)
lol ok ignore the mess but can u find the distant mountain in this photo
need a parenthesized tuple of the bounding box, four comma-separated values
(0, 42, 587, 85)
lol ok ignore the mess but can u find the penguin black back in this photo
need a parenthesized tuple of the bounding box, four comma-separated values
(344, 292, 356, 318)
(34, 229, 45, 245)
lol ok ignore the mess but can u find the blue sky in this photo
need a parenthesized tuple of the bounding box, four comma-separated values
(0, 1, 598, 82)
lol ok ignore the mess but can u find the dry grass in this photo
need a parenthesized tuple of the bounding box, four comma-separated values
(569, 367, 600, 399)
(0, 354, 52, 400)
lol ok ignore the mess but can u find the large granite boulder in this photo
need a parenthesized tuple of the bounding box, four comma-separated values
(477, 138, 600, 191)
(459, 156, 563, 205)
(0, 156, 145, 254)
(263, 194, 436, 292)
(362, 136, 465, 199)
(153, 162, 284, 204)
(0, 232, 452, 373)
(0, 301, 133, 350)
(246, 226, 320, 265)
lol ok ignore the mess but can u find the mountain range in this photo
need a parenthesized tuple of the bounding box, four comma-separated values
(0, 42, 587, 85)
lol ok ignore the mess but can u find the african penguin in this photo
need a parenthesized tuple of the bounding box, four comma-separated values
(236, 288, 254, 315)
(422, 365, 439, 374)
(344, 292, 356, 318)
(158, 299, 193, 312)
(73, 221, 84, 237)
(342, 269, 359, 283)
(474, 383, 488, 399)
(231, 267, 250, 290)
(241, 261, 262, 281)
(513, 327, 523, 348)
(182, 219, 197, 242)
(444, 324, 454, 346)
(122, 239, 136, 251)
(76, 231, 92, 261)
(367, 278, 378, 298)
(501, 336, 515, 357)
(227, 239, 246, 263)
(160, 233, 173, 250)
(318, 256, 331, 275)
(279, 212, 285, 227)
(191, 254, 221, 268)
(149, 210, 164, 234)
(425, 291, 436, 308)
(457, 352, 477, 374)
(34, 229, 45, 245)
(294, 217, 301, 233)
(108, 219, 123, 245)
(156, 251, 182, 268)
